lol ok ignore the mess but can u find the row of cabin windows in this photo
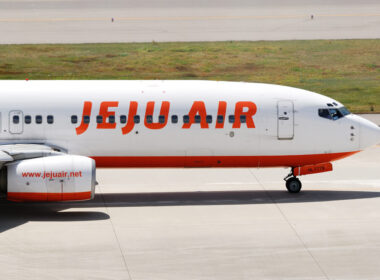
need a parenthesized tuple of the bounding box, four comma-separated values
(71, 115, 248, 124)
(13, 115, 54, 124)
(13, 114, 248, 125)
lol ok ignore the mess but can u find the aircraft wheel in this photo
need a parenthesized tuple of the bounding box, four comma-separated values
(286, 177, 302, 193)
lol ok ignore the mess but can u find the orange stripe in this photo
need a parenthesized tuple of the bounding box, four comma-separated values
(92, 151, 359, 168)
(7, 191, 92, 202)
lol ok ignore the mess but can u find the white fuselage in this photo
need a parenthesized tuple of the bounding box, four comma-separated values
(1, 80, 379, 168)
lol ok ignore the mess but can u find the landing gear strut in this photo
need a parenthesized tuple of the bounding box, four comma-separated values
(284, 169, 302, 193)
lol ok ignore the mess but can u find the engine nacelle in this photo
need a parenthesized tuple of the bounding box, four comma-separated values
(0, 155, 96, 202)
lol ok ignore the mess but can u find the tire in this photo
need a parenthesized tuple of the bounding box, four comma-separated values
(286, 177, 302, 193)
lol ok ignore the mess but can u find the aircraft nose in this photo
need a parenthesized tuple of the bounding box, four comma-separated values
(359, 117, 380, 149)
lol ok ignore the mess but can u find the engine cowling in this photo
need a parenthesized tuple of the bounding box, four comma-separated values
(0, 155, 96, 202)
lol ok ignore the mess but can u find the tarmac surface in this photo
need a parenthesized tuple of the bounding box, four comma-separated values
(0, 115, 379, 280)
(0, 0, 379, 44)
(361, 114, 380, 125)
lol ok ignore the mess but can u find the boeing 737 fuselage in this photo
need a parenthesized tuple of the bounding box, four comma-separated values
(0, 80, 379, 201)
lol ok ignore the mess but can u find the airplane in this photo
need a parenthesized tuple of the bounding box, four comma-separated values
(0, 80, 379, 202)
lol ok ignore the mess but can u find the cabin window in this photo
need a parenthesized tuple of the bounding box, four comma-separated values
(329, 109, 343, 120)
(134, 115, 140, 124)
(183, 115, 190, 124)
(228, 115, 235, 123)
(171, 115, 178, 124)
(83, 115, 90, 124)
(25, 115, 32, 124)
(339, 107, 351, 116)
(120, 115, 126, 124)
(318, 108, 344, 121)
(146, 115, 153, 124)
(109, 115, 115, 124)
(240, 115, 246, 123)
(206, 115, 212, 123)
(217, 115, 224, 124)
(318, 109, 331, 120)
(36, 115, 42, 124)
(47, 115, 54, 124)
(71, 115, 78, 124)
(96, 115, 103, 124)
(159, 115, 165, 124)
(13, 115, 20, 124)
(194, 115, 201, 124)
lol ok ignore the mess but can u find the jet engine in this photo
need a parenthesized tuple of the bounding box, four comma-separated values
(0, 155, 96, 202)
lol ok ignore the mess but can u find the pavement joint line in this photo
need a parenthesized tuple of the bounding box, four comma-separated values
(0, 13, 379, 23)
(99, 186, 133, 280)
(248, 168, 331, 280)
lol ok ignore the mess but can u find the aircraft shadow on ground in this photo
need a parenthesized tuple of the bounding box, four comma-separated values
(0, 204, 109, 233)
(0, 190, 379, 233)
(90, 190, 380, 207)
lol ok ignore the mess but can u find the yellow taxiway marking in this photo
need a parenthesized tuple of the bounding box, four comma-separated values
(0, 13, 379, 23)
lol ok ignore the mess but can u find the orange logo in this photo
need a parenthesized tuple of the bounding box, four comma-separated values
(76, 101, 257, 135)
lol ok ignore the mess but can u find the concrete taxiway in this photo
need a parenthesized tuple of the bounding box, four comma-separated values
(361, 114, 380, 126)
(0, 0, 379, 44)
(0, 145, 379, 279)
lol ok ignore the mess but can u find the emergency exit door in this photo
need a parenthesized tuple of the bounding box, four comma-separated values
(277, 101, 294, 140)
(9, 110, 24, 134)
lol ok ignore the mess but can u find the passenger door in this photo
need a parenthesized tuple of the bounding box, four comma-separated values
(277, 101, 294, 140)
(9, 110, 24, 134)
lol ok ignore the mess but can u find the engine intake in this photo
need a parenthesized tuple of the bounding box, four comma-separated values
(0, 155, 96, 202)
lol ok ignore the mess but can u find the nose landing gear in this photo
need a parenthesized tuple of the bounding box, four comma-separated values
(285, 177, 302, 193)
(283, 163, 333, 193)
(284, 169, 302, 193)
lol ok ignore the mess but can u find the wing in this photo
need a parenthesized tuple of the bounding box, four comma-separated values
(0, 144, 64, 167)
